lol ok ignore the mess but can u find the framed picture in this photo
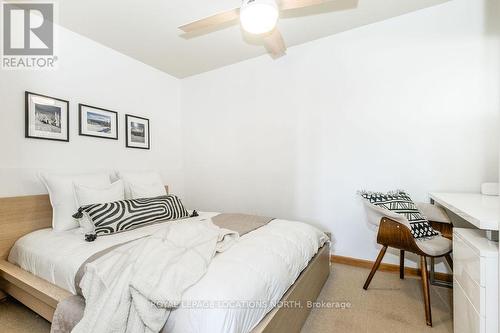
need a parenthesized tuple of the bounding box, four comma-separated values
(79, 104, 118, 140)
(25, 91, 69, 142)
(125, 114, 150, 150)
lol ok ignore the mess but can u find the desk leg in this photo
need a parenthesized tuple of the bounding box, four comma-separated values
(486, 230, 499, 242)
(429, 257, 452, 288)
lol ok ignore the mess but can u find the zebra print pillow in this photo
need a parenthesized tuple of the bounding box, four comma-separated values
(73, 195, 189, 240)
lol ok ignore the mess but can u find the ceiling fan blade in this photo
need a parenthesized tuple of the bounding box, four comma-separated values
(178, 8, 240, 33)
(264, 29, 287, 58)
(279, 0, 326, 11)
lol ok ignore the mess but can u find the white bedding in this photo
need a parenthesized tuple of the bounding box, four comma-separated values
(9, 212, 328, 333)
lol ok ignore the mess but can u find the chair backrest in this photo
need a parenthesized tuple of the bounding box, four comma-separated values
(361, 200, 411, 230)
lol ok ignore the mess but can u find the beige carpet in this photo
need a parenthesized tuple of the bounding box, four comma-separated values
(302, 264, 453, 333)
(0, 263, 452, 333)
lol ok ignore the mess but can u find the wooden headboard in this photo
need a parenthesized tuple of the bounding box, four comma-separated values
(0, 194, 52, 259)
(0, 185, 169, 259)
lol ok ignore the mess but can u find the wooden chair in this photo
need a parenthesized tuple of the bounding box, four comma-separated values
(362, 201, 453, 326)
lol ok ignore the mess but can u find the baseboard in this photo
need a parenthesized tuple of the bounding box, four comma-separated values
(330, 255, 452, 283)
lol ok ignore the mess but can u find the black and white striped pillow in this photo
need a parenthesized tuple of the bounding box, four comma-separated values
(360, 190, 438, 239)
(73, 195, 189, 240)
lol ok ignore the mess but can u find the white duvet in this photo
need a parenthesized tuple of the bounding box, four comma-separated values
(9, 212, 328, 333)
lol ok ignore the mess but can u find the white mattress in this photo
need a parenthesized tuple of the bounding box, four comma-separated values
(9, 212, 328, 333)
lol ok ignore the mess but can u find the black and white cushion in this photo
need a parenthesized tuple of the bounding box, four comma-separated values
(360, 190, 438, 239)
(73, 195, 189, 240)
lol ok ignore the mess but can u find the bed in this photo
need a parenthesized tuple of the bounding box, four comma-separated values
(0, 189, 330, 333)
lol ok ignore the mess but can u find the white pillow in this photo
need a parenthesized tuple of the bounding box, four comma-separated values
(73, 180, 125, 233)
(74, 180, 125, 207)
(118, 170, 164, 199)
(129, 182, 166, 199)
(40, 172, 112, 231)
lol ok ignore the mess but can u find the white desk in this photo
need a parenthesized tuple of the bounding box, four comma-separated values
(428, 192, 499, 333)
(429, 192, 499, 235)
(453, 228, 498, 333)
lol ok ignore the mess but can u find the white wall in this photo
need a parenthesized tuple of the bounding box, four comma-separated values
(1, 0, 498, 272)
(0, 26, 184, 197)
(181, 0, 500, 270)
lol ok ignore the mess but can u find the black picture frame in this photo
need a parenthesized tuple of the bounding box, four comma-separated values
(25, 91, 70, 142)
(78, 104, 119, 140)
(125, 114, 150, 150)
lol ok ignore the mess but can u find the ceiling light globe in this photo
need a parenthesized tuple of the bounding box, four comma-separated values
(240, 0, 279, 35)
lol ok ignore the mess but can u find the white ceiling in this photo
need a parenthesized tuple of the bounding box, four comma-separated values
(55, 0, 449, 78)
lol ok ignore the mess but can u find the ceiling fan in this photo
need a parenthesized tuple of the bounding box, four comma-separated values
(178, 0, 329, 58)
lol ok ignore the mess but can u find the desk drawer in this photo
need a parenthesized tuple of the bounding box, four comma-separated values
(453, 229, 499, 333)
(454, 278, 483, 333)
(454, 233, 481, 286)
(454, 264, 483, 314)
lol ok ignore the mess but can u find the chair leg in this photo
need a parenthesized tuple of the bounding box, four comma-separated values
(363, 245, 387, 290)
(420, 256, 432, 326)
(399, 250, 405, 279)
(444, 253, 453, 271)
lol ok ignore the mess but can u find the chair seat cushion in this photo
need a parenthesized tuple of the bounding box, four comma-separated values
(416, 235, 452, 256)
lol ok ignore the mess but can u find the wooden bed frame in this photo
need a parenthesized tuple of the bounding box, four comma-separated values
(0, 188, 330, 332)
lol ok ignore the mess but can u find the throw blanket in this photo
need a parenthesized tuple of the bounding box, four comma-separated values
(72, 220, 238, 333)
(51, 213, 274, 333)
(211, 213, 273, 236)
